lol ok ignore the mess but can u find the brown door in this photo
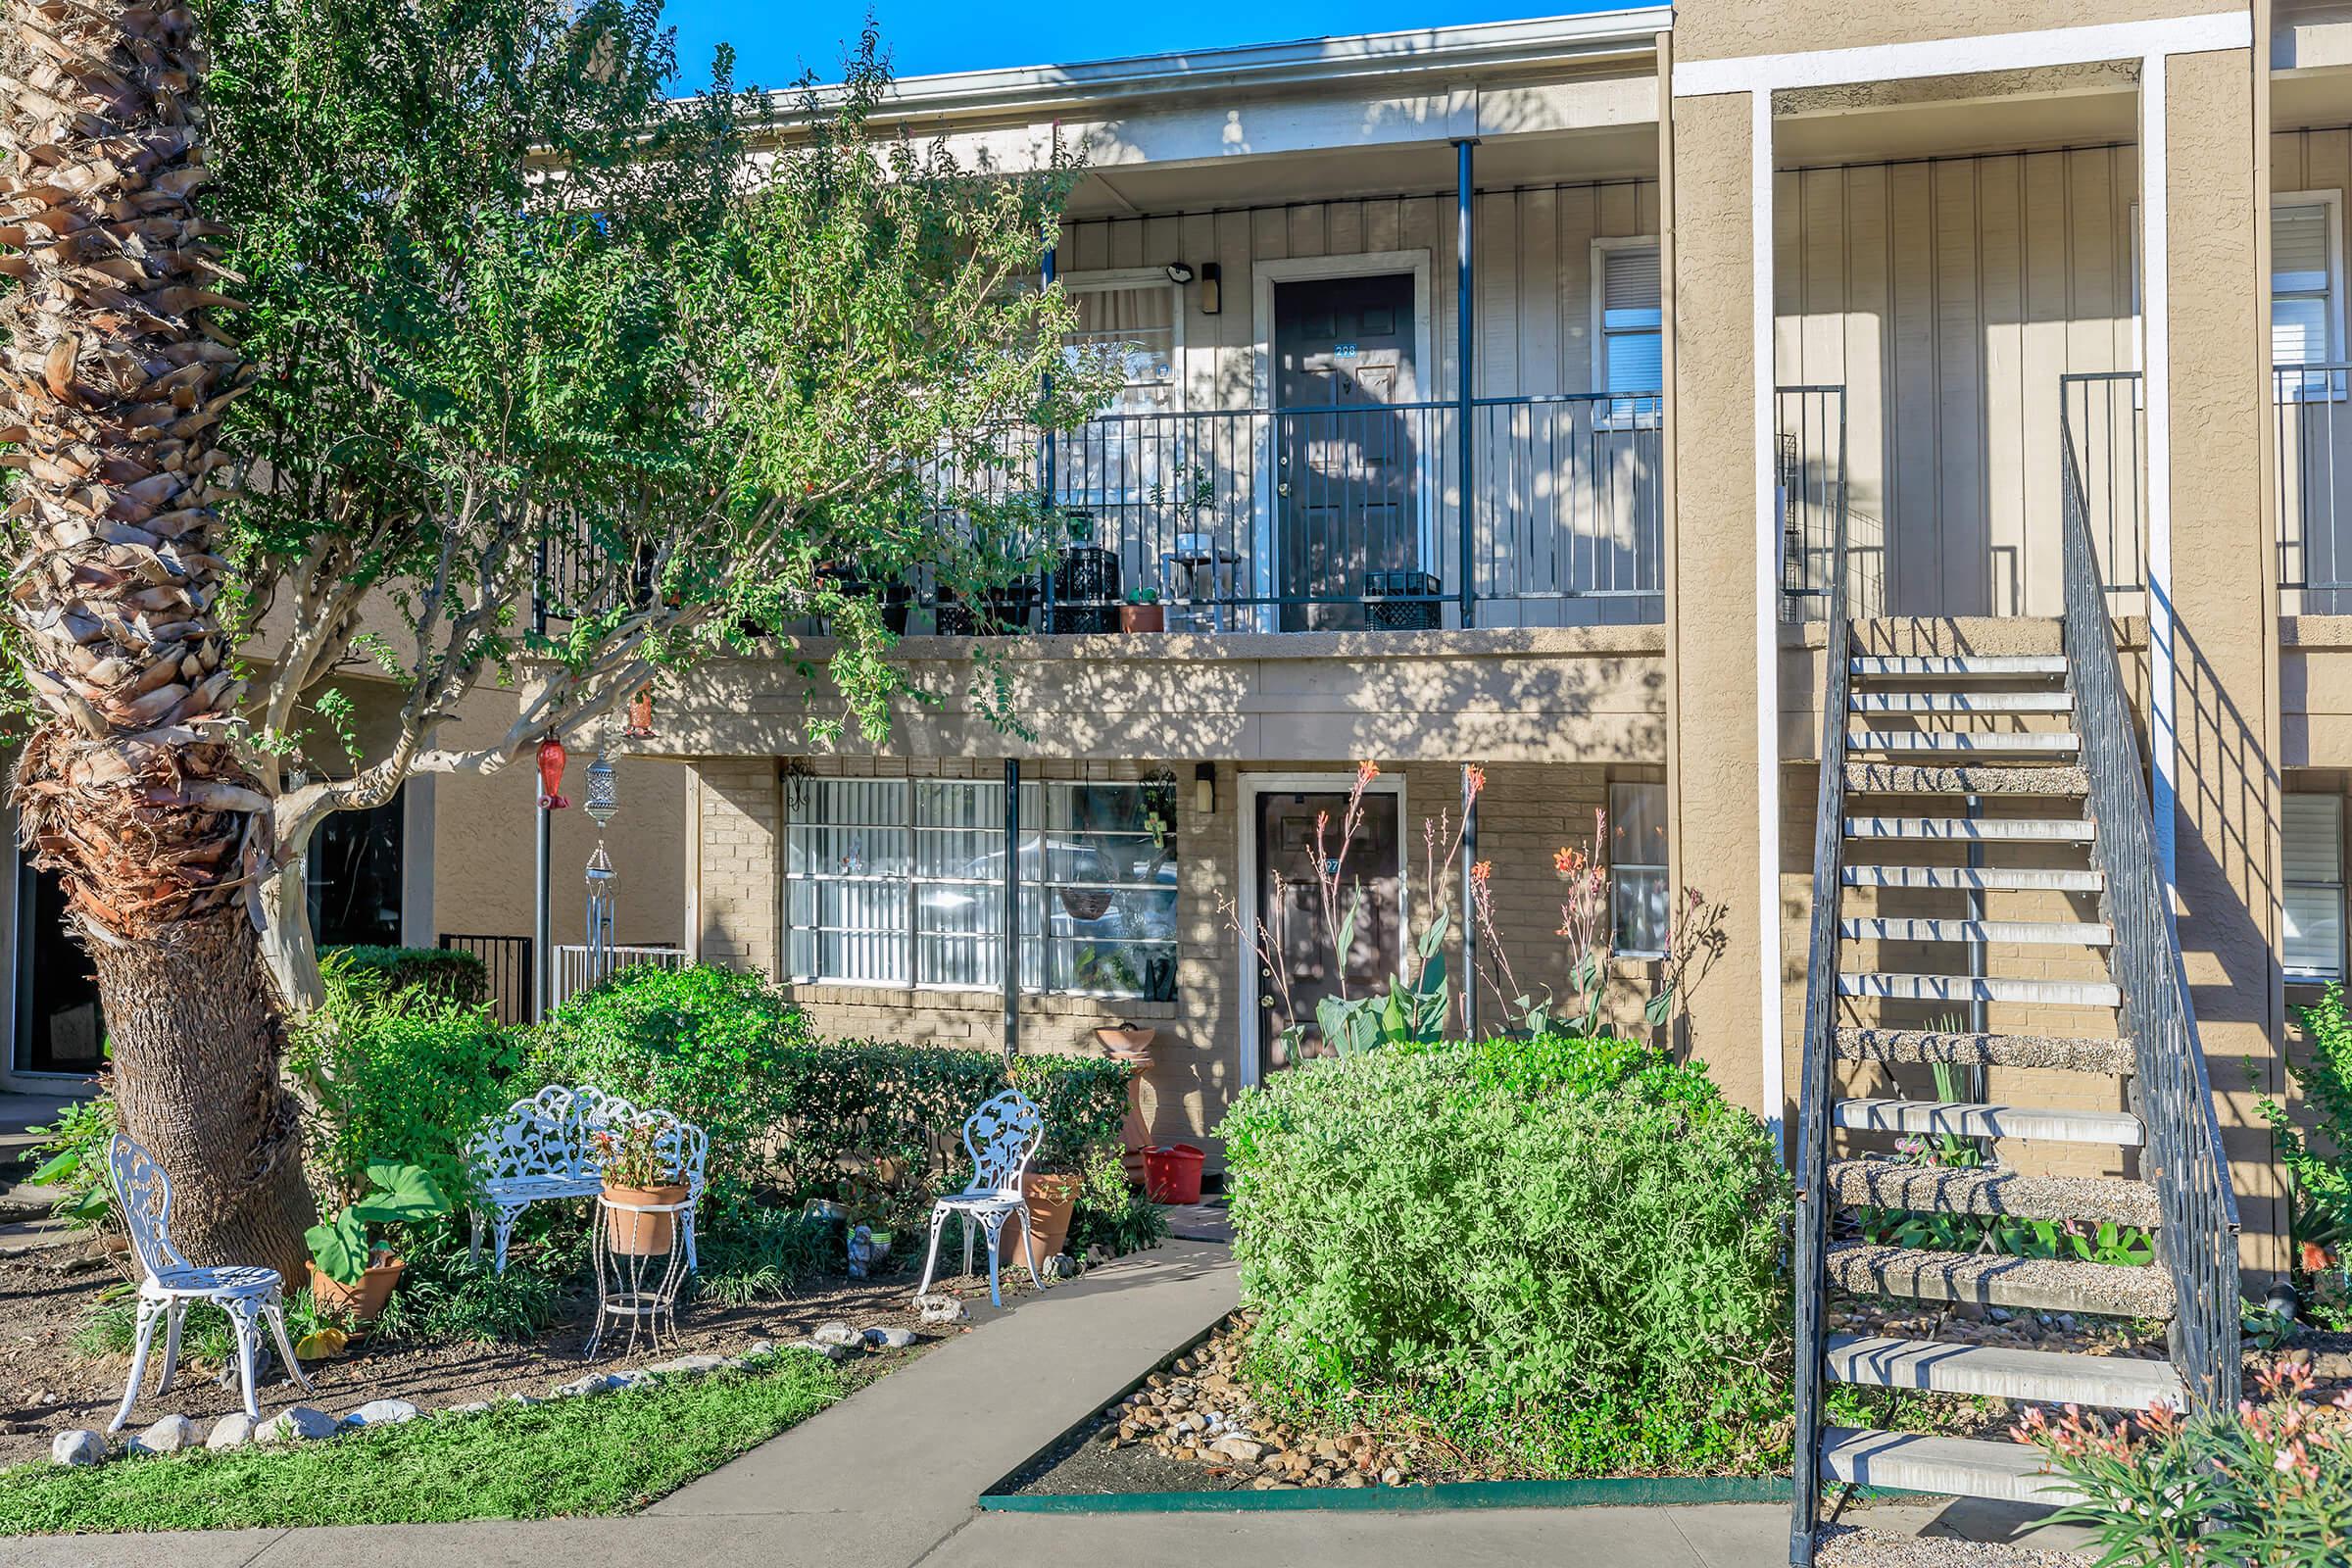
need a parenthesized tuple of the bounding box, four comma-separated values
(1254, 789, 1401, 1072)
(1273, 274, 1419, 631)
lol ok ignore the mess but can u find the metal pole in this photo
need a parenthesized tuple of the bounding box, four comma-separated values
(1460, 763, 1480, 1039)
(1003, 759, 1021, 1062)
(1453, 137, 1478, 629)
(532, 802, 551, 1021)
(1039, 246, 1057, 627)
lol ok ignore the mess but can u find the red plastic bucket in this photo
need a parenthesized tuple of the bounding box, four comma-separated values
(1143, 1143, 1205, 1204)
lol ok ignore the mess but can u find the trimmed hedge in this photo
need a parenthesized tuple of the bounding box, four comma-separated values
(323, 945, 489, 1009)
(1219, 1034, 1791, 1477)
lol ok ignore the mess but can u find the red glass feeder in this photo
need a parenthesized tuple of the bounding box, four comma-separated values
(537, 735, 569, 809)
(624, 685, 655, 740)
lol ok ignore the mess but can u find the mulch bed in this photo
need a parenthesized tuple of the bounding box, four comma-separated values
(0, 1228, 1024, 1466)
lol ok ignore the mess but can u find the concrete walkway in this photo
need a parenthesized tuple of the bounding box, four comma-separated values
(0, 1232, 2086, 1568)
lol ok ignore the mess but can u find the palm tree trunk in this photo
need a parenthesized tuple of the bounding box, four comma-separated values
(1, 0, 313, 1275)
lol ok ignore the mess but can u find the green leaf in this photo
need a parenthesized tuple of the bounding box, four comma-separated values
(306, 1210, 368, 1286)
(353, 1162, 450, 1223)
(27, 1151, 79, 1187)
(1416, 907, 1449, 959)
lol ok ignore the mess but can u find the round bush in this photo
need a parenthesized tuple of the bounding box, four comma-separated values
(1218, 1035, 1791, 1476)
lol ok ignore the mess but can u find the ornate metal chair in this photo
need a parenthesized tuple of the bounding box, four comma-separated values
(915, 1089, 1047, 1308)
(106, 1133, 314, 1433)
(467, 1085, 708, 1273)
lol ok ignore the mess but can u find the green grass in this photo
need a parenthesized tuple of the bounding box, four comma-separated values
(0, 1353, 845, 1534)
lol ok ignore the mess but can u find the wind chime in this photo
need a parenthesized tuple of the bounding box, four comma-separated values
(583, 753, 618, 990)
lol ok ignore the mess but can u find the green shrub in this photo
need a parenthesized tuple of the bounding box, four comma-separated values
(1218, 1034, 1791, 1477)
(289, 975, 523, 1208)
(2259, 982, 2352, 1259)
(24, 1092, 117, 1229)
(323, 946, 489, 1009)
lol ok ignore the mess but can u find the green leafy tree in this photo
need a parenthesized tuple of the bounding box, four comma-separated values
(198, 3, 1114, 1003)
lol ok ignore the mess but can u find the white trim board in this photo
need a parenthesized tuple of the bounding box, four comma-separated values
(1749, 90, 1784, 1151)
(1233, 770, 1410, 1089)
(1671, 12, 2251, 96)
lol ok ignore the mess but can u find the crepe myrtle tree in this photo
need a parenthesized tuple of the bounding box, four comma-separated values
(200, 6, 1117, 1007)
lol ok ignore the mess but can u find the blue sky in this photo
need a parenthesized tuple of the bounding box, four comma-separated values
(663, 2, 1619, 90)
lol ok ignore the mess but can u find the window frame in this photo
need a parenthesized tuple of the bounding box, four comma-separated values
(1590, 235, 1664, 430)
(2273, 192, 2347, 401)
(2286, 789, 2347, 984)
(1608, 778, 1670, 961)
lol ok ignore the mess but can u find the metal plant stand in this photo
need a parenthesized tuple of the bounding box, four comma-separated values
(587, 1193, 692, 1359)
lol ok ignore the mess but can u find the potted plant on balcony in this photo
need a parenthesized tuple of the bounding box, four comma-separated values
(1052, 509, 1121, 632)
(1362, 568, 1444, 631)
(1120, 586, 1164, 633)
(594, 1120, 689, 1257)
(305, 1162, 450, 1325)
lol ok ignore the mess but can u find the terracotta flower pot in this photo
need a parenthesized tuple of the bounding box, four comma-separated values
(1004, 1172, 1082, 1266)
(1120, 603, 1164, 633)
(603, 1183, 689, 1256)
(1095, 1026, 1157, 1060)
(1096, 1027, 1156, 1182)
(309, 1255, 405, 1324)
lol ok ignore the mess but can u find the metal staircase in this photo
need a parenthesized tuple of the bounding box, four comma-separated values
(1787, 451, 2240, 1562)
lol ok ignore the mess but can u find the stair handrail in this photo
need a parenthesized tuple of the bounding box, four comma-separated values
(1787, 392, 1851, 1567)
(2057, 415, 2241, 1415)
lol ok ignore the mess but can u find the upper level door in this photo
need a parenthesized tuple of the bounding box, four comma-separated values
(1273, 273, 1421, 631)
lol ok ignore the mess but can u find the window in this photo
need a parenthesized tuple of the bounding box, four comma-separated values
(308, 786, 404, 947)
(2286, 792, 2345, 982)
(1610, 780, 1669, 958)
(1592, 239, 1662, 421)
(1063, 276, 1180, 415)
(787, 774, 1179, 1000)
(2274, 196, 2344, 381)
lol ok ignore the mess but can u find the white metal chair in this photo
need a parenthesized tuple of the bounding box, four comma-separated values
(915, 1089, 1047, 1308)
(106, 1133, 313, 1433)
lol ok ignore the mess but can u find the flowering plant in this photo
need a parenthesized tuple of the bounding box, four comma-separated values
(2019, 1360, 2352, 1566)
(591, 1120, 679, 1189)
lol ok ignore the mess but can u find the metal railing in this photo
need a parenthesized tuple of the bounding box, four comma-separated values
(1787, 416, 1852, 1566)
(438, 932, 534, 1025)
(1777, 387, 1856, 621)
(2058, 433, 2241, 1415)
(2059, 371, 2149, 617)
(548, 942, 687, 1012)
(2275, 363, 2352, 612)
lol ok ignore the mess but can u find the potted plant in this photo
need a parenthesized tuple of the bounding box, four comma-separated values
(1120, 587, 1164, 633)
(1007, 1158, 1084, 1268)
(1095, 1023, 1157, 1182)
(1052, 509, 1120, 632)
(305, 1162, 450, 1324)
(594, 1120, 689, 1256)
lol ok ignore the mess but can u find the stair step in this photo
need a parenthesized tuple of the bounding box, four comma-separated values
(1836, 1027, 2137, 1075)
(1845, 816, 2092, 843)
(1841, 864, 2105, 893)
(1826, 1241, 2177, 1318)
(1842, 917, 2113, 946)
(1850, 656, 2069, 678)
(1833, 1099, 2142, 1146)
(1821, 1427, 2083, 1506)
(1836, 973, 2124, 1007)
(1848, 731, 2082, 755)
(1826, 1335, 2184, 1410)
(1844, 762, 2089, 797)
(1851, 691, 2076, 714)
(1826, 1160, 2161, 1227)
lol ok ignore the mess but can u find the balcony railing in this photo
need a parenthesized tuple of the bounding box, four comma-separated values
(2277, 363, 2352, 612)
(893, 392, 1669, 633)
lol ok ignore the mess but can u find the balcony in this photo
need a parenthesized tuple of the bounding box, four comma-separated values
(2278, 364, 2352, 615)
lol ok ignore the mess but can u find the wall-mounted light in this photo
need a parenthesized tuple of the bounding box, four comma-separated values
(1198, 262, 1221, 316)
(1194, 762, 1216, 816)
(1164, 261, 1195, 284)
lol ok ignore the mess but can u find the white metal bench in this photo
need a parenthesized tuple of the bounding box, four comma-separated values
(466, 1085, 708, 1273)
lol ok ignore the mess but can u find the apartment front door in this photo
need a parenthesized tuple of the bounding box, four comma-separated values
(1272, 273, 1420, 631)
(1253, 787, 1401, 1073)
(14, 863, 103, 1076)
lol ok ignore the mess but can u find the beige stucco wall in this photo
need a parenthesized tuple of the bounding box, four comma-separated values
(1677, 0, 2245, 65)
(2284, 615, 2352, 762)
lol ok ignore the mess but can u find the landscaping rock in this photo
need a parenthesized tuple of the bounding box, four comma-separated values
(741, 1339, 778, 1359)
(342, 1399, 421, 1429)
(916, 1295, 967, 1324)
(49, 1429, 105, 1467)
(257, 1406, 338, 1445)
(789, 1338, 855, 1363)
(554, 1373, 618, 1397)
(507, 1392, 542, 1405)
(1210, 1436, 1269, 1464)
(128, 1415, 194, 1456)
(206, 1414, 256, 1451)
(1046, 1252, 1080, 1280)
(444, 1402, 493, 1416)
(648, 1354, 730, 1377)
(811, 1320, 861, 1349)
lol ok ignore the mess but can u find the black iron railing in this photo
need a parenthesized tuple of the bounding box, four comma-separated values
(439, 932, 534, 1025)
(1776, 387, 1859, 622)
(2275, 363, 2352, 612)
(2058, 431, 2241, 1415)
(1787, 411, 1852, 1566)
(2058, 371, 2149, 616)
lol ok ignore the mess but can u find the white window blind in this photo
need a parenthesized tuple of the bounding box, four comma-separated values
(2286, 792, 2345, 981)
(2275, 201, 2340, 371)
(1596, 243, 1663, 408)
(1065, 284, 1178, 414)
(1610, 780, 1669, 957)
(785, 779, 910, 985)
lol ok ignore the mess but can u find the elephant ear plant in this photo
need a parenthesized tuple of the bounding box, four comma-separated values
(306, 1162, 451, 1287)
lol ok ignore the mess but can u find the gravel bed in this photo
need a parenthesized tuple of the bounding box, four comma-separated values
(1817, 1525, 2086, 1566)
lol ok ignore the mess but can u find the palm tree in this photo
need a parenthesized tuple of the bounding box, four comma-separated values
(0, 0, 312, 1273)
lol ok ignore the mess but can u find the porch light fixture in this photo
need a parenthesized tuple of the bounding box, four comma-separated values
(1198, 263, 1221, 316)
(1164, 262, 1195, 285)
(1194, 762, 1215, 816)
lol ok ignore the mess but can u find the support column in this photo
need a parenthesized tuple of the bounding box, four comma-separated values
(1460, 763, 1479, 1039)
(1003, 759, 1022, 1061)
(2157, 45, 2286, 1278)
(1453, 137, 1477, 628)
(1666, 89, 1779, 1131)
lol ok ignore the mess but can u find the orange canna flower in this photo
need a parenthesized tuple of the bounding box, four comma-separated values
(1471, 860, 1492, 885)
(1463, 763, 1486, 800)
(1553, 846, 1584, 877)
(1355, 759, 1380, 785)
